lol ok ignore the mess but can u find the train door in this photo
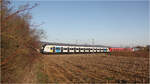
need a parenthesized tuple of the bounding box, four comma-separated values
(55, 46, 61, 53)
(49, 46, 54, 53)
(104, 48, 107, 52)
(75, 47, 79, 53)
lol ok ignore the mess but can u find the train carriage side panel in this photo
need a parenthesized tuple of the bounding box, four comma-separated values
(69, 46, 74, 53)
(43, 45, 54, 53)
(80, 47, 84, 53)
(75, 47, 80, 53)
(55, 46, 61, 53)
(100, 48, 104, 52)
(97, 47, 100, 52)
(87, 47, 91, 53)
(89, 47, 93, 53)
(62, 46, 69, 53)
(50, 46, 54, 53)
(85, 47, 89, 53)
(94, 47, 97, 53)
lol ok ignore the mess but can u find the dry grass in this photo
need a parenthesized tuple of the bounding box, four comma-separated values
(110, 50, 149, 58)
(37, 53, 149, 83)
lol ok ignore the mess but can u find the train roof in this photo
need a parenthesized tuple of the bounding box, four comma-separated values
(40, 41, 110, 48)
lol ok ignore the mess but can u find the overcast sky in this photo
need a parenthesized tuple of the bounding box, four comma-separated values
(13, 0, 149, 47)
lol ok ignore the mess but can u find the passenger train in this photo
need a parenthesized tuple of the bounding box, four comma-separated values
(40, 44, 110, 54)
(40, 44, 134, 54)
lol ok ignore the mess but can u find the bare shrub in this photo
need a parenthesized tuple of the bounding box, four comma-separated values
(1, 0, 42, 83)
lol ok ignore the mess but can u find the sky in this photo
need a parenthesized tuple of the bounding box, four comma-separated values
(13, 0, 149, 47)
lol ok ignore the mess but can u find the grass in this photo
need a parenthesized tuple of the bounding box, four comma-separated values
(109, 50, 149, 58)
(35, 61, 50, 83)
(36, 70, 49, 83)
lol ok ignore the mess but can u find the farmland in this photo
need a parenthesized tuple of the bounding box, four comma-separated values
(33, 53, 149, 83)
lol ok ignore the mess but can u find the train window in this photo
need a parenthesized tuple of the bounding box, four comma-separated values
(63, 48, 67, 50)
(50, 48, 53, 50)
(81, 48, 84, 50)
(70, 48, 74, 50)
(56, 48, 60, 50)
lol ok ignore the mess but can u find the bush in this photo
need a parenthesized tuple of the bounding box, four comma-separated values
(1, 0, 42, 83)
(110, 50, 149, 58)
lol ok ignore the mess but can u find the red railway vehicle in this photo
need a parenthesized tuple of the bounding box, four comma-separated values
(109, 48, 133, 52)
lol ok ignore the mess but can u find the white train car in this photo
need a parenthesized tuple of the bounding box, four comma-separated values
(85, 47, 90, 53)
(69, 46, 75, 53)
(89, 47, 94, 52)
(62, 46, 68, 53)
(94, 47, 97, 52)
(80, 47, 85, 53)
(75, 46, 80, 53)
(97, 47, 101, 52)
(100, 47, 104, 52)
